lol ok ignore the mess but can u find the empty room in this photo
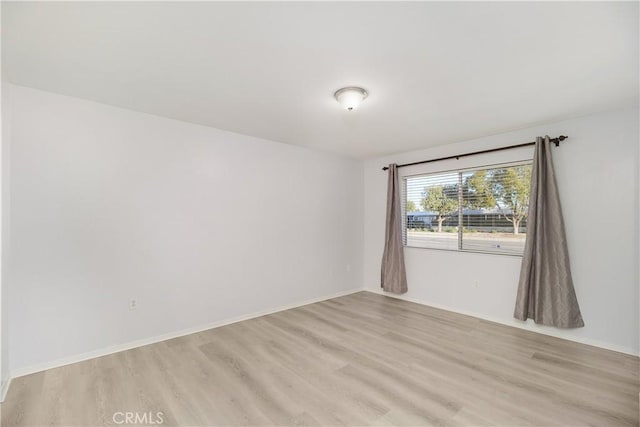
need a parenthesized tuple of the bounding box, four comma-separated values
(0, 1, 638, 426)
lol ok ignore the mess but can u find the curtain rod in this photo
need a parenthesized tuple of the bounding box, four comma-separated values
(381, 135, 568, 171)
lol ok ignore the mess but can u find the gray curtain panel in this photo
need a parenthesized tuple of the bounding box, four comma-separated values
(381, 163, 408, 294)
(514, 136, 584, 328)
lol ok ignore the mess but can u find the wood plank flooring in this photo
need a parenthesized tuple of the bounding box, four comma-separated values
(1, 291, 638, 426)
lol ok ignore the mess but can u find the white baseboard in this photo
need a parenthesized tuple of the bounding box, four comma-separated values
(364, 288, 639, 357)
(1, 377, 11, 403)
(7, 288, 363, 386)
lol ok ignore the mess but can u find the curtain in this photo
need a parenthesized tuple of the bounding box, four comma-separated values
(514, 136, 584, 328)
(381, 163, 408, 294)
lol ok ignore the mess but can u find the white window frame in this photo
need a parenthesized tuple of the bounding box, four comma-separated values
(401, 159, 533, 257)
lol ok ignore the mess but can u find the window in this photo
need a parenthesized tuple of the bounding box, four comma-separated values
(402, 161, 532, 256)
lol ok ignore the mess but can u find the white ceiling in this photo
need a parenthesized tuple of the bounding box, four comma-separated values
(3, 1, 638, 158)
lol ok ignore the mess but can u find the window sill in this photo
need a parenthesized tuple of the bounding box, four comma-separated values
(404, 245, 524, 258)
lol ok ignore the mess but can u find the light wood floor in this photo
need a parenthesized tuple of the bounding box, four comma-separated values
(1, 291, 638, 426)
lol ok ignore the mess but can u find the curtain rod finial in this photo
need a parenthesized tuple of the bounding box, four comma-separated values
(552, 135, 568, 147)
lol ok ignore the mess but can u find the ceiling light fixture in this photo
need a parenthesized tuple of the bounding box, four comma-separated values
(334, 86, 368, 111)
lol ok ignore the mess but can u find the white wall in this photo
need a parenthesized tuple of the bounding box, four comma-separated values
(0, 2, 7, 396)
(1, 83, 8, 391)
(5, 84, 363, 375)
(363, 108, 639, 355)
(0, 72, 8, 400)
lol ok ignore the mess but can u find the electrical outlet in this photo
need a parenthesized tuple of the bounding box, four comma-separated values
(473, 281, 479, 289)
(346, 264, 352, 272)
(129, 299, 137, 310)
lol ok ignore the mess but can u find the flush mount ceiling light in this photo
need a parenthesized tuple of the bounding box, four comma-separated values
(334, 86, 368, 111)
